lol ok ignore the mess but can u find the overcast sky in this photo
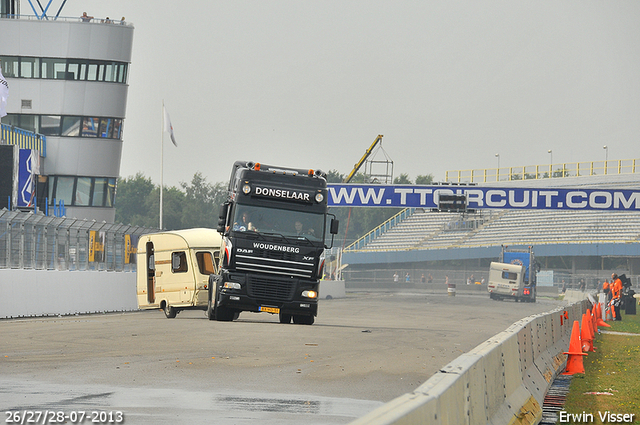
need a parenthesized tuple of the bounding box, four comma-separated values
(51, 1, 640, 187)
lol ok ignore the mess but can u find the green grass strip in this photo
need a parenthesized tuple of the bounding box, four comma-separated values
(562, 307, 640, 424)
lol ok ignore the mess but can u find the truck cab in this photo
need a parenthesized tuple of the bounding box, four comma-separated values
(209, 161, 339, 325)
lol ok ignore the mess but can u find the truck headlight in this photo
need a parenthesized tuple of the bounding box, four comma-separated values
(242, 184, 251, 194)
(223, 282, 242, 290)
(302, 290, 317, 299)
(315, 193, 324, 203)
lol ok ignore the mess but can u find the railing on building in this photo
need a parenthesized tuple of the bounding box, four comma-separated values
(446, 158, 639, 183)
(0, 209, 157, 272)
(0, 123, 46, 157)
(1, 14, 131, 26)
(344, 208, 415, 251)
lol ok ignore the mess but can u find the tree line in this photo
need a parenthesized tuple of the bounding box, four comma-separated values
(115, 170, 433, 246)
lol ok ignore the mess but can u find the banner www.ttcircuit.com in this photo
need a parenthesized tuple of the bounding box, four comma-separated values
(327, 184, 640, 211)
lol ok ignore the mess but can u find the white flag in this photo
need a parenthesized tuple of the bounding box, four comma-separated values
(163, 105, 177, 147)
(0, 66, 8, 118)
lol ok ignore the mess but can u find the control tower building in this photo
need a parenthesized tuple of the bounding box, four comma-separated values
(0, 0, 134, 222)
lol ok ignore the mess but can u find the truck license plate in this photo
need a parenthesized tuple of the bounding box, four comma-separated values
(259, 306, 280, 314)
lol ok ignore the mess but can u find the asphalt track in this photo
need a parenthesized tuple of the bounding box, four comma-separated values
(0, 290, 564, 424)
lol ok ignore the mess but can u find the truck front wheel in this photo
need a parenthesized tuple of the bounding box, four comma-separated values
(293, 315, 314, 325)
(279, 313, 292, 324)
(214, 289, 237, 322)
(207, 292, 215, 320)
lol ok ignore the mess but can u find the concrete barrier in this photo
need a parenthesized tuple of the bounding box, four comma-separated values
(350, 299, 589, 425)
(319, 279, 346, 299)
(346, 281, 559, 298)
(0, 269, 137, 318)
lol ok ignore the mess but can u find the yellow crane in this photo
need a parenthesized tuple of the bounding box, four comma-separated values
(343, 134, 384, 183)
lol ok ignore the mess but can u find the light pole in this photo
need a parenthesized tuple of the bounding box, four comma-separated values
(603, 145, 608, 174)
(495, 153, 500, 169)
(548, 149, 553, 178)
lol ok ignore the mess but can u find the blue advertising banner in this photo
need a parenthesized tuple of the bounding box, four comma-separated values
(17, 149, 37, 208)
(327, 184, 640, 211)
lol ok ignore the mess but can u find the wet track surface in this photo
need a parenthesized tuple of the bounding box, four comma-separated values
(0, 290, 563, 424)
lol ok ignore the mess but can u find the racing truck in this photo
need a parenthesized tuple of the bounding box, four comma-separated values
(208, 161, 339, 325)
(488, 245, 539, 302)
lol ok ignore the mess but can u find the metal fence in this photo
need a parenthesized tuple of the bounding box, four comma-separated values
(0, 209, 157, 271)
(1, 123, 47, 156)
(445, 158, 640, 183)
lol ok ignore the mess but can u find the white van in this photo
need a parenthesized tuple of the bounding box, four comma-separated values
(136, 228, 222, 318)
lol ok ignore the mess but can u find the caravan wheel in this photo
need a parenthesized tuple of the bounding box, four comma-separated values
(163, 303, 177, 319)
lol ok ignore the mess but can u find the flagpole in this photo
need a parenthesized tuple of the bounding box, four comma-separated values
(160, 100, 164, 229)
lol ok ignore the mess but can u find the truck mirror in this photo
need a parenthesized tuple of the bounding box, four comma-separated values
(330, 218, 339, 235)
(217, 203, 229, 233)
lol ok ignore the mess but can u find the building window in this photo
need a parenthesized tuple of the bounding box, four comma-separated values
(62, 116, 82, 137)
(75, 177, 92, 206)
(0, 56, 19, 77)
(48, 176, 117, 208)
(0, 56, 128, 84)
(20, 57, 40, 78)
(54, 176, 75, 205)
(92, 178, 107, 206)
(40, 115, 62, 136)
(82, 117, 99, 137)
(99, 118, 113, 138)
(106, 178, 116, 207)
(5, 114, 123, 140)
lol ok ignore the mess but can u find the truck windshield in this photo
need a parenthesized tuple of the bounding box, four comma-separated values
(231, 205, 324, 242)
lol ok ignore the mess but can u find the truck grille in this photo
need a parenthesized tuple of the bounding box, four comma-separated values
(247, 275, 296, 302)
(235, 253, 314, 278)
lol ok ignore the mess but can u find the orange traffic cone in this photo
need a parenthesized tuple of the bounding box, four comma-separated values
(596, 302, 611, 328)
(581, 313, 595, 352)
(587, 309, 595, 336)
(563, 320, 587, 375)
(588, 309, 597, 350)
(605, 301, 613, 321)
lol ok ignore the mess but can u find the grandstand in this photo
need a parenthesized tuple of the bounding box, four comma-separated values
(341, 165, 640, 281)
(354, 209, 640, 251)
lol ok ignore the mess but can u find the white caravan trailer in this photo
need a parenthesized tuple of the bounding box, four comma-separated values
(136, 228, 222, 318)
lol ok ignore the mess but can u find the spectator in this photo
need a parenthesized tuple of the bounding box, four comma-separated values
(611, 273, 623, 321)
(603, 279, 611, 302)
(427, 273, 433, 283)
(80, 12, 93, 22)
(579, 279, 586, 292)
(393, 272, 399, 284)
(405, 273, 410, 283)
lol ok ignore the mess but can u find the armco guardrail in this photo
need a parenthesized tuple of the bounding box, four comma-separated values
(350, 299, 589, 425)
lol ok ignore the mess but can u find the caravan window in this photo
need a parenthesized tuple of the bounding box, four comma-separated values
(171, 252, 188, 273)
(501, 271, 518, 280)
(196, 251, 216, 275)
